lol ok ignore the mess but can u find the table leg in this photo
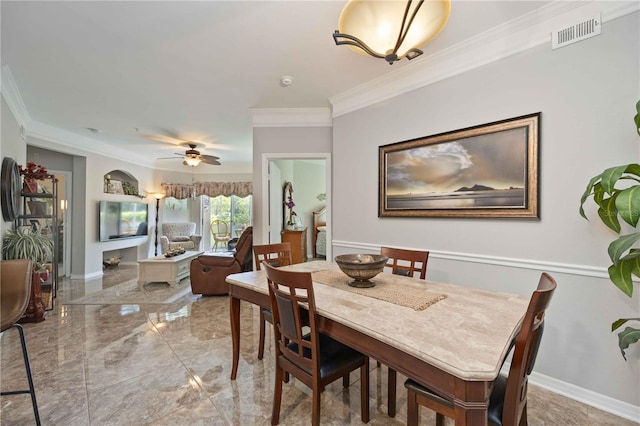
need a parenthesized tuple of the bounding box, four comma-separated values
(230, 295, 241, 380)
(453, 398, 488, 426)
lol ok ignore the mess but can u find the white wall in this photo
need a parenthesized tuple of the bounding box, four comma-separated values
(332, 12, 639, 412)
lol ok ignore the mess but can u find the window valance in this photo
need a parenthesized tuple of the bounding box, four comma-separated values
(161, 181, 253, 200)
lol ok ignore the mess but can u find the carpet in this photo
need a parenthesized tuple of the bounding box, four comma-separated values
(64, 278, 194, 305)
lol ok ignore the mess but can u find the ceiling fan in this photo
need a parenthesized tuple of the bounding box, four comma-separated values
(158, 143, 221, 167)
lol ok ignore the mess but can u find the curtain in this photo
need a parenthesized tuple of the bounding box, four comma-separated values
(161, 181, 252, 199)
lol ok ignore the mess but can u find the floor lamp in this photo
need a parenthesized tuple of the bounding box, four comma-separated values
(152, 193, 165, 256)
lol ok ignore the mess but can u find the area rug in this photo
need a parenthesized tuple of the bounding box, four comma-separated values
(64, 279, 194, 305)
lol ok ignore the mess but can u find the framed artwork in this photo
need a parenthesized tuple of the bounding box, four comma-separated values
(108, 180, 124, 195)
(379, 113, 540, 218)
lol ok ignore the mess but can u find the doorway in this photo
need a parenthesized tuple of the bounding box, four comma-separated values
(262, 153, 331, 261)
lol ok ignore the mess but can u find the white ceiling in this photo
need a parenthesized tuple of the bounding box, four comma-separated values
(1, 1, 553, 172)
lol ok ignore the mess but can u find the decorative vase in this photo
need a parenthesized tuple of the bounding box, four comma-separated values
(20, 272, 45, 323)
(23, 178, 38, 194)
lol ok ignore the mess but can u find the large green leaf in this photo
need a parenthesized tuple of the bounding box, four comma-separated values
(601, 165, 629, 194)
(579, 174, 603, 219)
(597, 195, 621, 233)
(618, 326, 640, 360)
(616, 185, 640, 227)
(612, 317, 640, 331)
(608, 232, 640, 264)
(608, 262, 635, 297)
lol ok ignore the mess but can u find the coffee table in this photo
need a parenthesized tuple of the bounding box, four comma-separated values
(137, 251, 203, 289)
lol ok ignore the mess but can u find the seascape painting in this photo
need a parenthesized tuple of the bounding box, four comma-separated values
(379, 113, 539, 218)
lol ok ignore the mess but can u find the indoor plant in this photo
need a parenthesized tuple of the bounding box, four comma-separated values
(579, 100, 640, 360)
(2, 226, 55, 323)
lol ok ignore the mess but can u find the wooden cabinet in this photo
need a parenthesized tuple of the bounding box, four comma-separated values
(281, 228, 307, 264)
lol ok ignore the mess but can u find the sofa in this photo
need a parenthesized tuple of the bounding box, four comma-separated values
(160, 222, 202, 254)
(190, 226, 253, 296)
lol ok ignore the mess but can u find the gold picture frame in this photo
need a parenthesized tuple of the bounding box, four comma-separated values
(379, 113, 540, 218)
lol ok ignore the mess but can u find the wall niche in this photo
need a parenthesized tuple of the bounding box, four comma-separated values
(103, 170, 143, 197)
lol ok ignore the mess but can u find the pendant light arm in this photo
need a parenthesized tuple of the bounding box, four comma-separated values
(393, 0, 425, 54)
(333, 31, 386, 60)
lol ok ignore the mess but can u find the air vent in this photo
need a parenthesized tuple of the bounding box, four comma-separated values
(552, 14, 601, 50)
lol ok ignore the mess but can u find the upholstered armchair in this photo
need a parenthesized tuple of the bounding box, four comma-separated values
(160, 222, 202, 254)
(190, 226, 253, 295)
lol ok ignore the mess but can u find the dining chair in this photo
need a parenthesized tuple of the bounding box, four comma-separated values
(210, 219, 231, 251)
(404, 272, 557, 426)
(264, 262, 370, 425)
(379, 245, 430, 417)
(253, 242, 292, 360)
(0, 259, 41, 425)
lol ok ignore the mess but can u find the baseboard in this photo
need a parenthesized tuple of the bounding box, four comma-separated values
(515, 365, 640, 423)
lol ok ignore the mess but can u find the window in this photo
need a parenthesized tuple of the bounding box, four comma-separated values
(208, 195, 252, 239)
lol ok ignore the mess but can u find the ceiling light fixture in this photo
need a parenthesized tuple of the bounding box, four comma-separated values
(333, 0, 451, 65)
(184, 154, 202, 167)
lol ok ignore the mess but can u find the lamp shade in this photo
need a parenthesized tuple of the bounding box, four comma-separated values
(336, 0, 451, 63)
(184, 155, 202, 167)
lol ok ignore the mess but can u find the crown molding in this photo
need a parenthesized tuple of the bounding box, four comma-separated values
(1, 65, 32, 127)
(330, 0, 639, 117)
(251, 107, 332, 127)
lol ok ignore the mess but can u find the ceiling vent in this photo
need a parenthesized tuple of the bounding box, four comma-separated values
(552, 14, 601, 50)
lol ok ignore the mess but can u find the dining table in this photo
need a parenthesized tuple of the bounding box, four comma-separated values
(226, 260, 529, 426)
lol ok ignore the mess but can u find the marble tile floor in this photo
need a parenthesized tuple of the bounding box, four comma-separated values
(1, 265, 636, 425)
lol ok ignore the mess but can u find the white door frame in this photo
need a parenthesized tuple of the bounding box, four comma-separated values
(261, 152, 331, 260)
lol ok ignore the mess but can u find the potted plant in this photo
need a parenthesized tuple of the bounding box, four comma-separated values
(2, 226, 55, 322)
(579, 100, 640, 360)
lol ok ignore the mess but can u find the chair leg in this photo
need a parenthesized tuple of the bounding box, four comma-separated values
(271, 366, 284, 425)
(258, 311, 266, 360)
(519, 402, 528, 426)
(387, 368, 397, 417)
(406, 388, 419, 426)
(361, 357, 370, 423)
(342, 374, 349, 387)
(0, 324, 41, 426)
(311, 380, 321, 426)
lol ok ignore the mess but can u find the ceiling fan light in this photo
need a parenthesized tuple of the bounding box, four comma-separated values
(334, 0, 451, 64)
(184, 154, 202, 167)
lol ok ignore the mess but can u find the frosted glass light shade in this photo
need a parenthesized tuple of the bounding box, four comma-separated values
(336, 0, 451, 63)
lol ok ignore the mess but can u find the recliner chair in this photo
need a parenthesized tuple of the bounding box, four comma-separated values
(189, 226, 253, 295)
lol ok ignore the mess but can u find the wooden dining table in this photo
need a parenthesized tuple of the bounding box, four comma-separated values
(226, 260, 529, 425)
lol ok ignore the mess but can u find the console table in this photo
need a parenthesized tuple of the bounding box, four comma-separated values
(137, 251, 203, 289)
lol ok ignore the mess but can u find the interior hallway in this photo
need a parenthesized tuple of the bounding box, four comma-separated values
(1, 265, 636, 425)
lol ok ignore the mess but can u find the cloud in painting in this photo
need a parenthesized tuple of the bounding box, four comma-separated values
(386, 142, 473, 194)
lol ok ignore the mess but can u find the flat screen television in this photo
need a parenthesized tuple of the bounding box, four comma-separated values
(98, 201, 148, 242)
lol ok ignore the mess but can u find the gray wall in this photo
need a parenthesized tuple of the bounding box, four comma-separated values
(332, 13, 639, 408)
(252, 126, 332, 246)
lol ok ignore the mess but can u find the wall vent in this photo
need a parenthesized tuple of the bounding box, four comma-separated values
(552, 14, 601, 50)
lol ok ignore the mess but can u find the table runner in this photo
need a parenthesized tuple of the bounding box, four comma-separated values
(311, 269, 446, 311)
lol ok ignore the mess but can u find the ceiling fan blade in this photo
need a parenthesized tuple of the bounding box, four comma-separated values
(157, 156, 181, 160)
(201, 157, 221, 165)
(201, 154, 220, 161)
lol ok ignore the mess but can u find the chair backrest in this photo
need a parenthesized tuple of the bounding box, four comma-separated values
(253, 242, 292, 271)
(264, 262, 319, 377)
(210, 219, 229, 237)
(381, 246, 429, 280)
(162, 222, 196, 239)
(502, 272, 556, 425)
(0, 259, 33, 332)
(233, 226, 254, 271)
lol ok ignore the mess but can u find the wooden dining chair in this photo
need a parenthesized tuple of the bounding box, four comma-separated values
(404, 272, 557, 426)
(264, 262, 370, 425)
(253, 242, 292, 360)
(0, 259, 41, 425)
(379, 246, 430, 417)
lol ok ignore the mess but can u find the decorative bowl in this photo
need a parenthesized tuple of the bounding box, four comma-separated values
(334, 254, 389, 288)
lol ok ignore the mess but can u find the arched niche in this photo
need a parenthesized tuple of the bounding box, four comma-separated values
(103, 170, 141, 196)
